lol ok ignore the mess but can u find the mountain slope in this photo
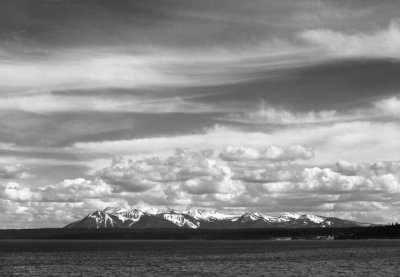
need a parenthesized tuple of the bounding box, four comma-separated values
(65, 207, 368, 229)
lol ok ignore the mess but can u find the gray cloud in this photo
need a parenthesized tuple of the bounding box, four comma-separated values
(96, 149, 236, 195)
(0, 163, 30, 179)
(300, 20, 400, 58)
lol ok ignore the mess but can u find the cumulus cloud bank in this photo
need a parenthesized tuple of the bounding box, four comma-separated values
(2, 147, 400, 227)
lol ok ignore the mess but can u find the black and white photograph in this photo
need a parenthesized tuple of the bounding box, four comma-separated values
(0, 0, 400, 276)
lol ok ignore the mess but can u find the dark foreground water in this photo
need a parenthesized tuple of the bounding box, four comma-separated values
(0, 240, 399, 276)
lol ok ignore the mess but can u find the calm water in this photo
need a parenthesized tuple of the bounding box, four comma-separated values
(0, 240, 399, 276)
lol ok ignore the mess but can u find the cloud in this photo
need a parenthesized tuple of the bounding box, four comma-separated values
(0, 93, 219, 114)
(336, 160, 363, 176)
(297, 167, 371, 193)
(0, 163, 30, 179)
(227, 96, 400, 126)
(374, 96, 400, 117)
(220, 145, 314, 162)
(0, 53, 191, 94)
(371, 161, 400, 175)
(0, 178, 112, 203)
(219, 146, 260, 161)
(255, 161, 400, 195)
(38, 178, 113, 202)
(237, 166, 299, 184)
(284, 161, 399, 194)
(1, 182, 40, 202)
(0, 38, 310, 96)
(97, 149, 238, 195)
(228, 102, 340, 125)
(72, 119, 400, 167)
(69, 150, 400, 215)
(300, 20, 400, 58)
(97, 157, 159, 193)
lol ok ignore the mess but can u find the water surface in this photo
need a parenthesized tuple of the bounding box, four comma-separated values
(0, 240, 399, 276)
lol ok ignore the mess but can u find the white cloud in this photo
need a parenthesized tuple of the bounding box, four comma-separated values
(374, 96, 400, 117)
(1, 182, 40, 202)
(0, 53, 188, 93)
(228, 96, 400, 126)
(300, 20, 400, 58)
(229, 102, 340, 125)
(97, 149, 240, 195)
(220, 145, 314, 162)
(238, 167, 298, 183)
(298, 167, 371, 193)
(220, 146, 260, 161)
(0, 178, 113, 203)
(0, 92, 221, 114)
(0, 40, 311, 96)
(38, 178, 113, 202)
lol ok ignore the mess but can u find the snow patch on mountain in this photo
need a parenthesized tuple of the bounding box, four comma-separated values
(88, 211, 115, 228)
(163, 214, 199, 228)
(305, 214, 325, 224)
(183, 209, 236, 221)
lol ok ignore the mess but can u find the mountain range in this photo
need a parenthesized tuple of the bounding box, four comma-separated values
(65, 207, 368, 229)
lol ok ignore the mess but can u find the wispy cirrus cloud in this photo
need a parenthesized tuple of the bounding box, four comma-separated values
(0, 53, 190, 93)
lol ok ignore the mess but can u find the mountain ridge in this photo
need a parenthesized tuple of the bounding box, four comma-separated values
(65, 207, 370, 229)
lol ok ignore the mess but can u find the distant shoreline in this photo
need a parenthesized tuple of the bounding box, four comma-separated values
(1, 225, 399, 240)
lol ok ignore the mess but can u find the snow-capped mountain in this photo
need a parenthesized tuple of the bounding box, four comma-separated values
(65, 207, 367, 229)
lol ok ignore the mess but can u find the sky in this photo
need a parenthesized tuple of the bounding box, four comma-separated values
(1, 0, 400, 228)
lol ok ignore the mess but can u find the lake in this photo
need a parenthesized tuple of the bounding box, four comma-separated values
(0, 240, 399, 276)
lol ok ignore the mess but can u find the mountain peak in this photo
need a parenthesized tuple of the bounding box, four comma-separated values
(281, 212, 303, 219)
(184, 209, 236, 221)
(103, 206, 128, 214)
